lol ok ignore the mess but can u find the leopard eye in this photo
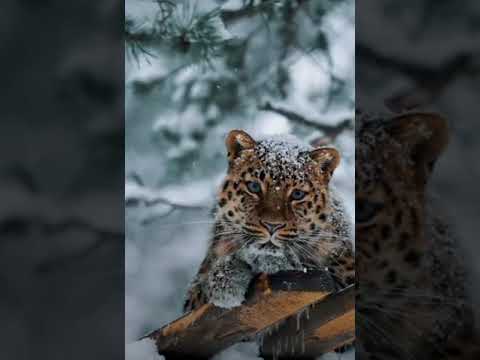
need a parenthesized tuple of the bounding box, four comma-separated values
(291, 189, 306, 201)
(246, 181, 262, 194)
(356, 200, 383, 223)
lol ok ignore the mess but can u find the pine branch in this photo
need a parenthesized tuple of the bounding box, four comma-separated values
(259, 102, 353, 139)
(220, 1, 268, 24)
(125, 17, 161, 62)
(126, 3, 233, 65)
(221, 0, 310, 24)
(128, 64, 190, 94)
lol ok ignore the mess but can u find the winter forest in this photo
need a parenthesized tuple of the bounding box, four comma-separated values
(125, 0, 354, 359)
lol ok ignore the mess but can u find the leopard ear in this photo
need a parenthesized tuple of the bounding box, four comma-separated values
(309, 147, 340, 177)
(225, 130, 256, 159)
(386, 112, 449, 181)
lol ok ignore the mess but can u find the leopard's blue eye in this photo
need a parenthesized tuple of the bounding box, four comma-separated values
(291, 190, 306, 201)
(246, 181, 262, 194)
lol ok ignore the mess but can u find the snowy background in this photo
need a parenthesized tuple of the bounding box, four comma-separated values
(125, 0, 354, 358)
(357, 0, 480, 316)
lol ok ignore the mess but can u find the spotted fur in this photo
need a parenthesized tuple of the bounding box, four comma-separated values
(184, 131, 354, 313)
(356, 109, 479, 359)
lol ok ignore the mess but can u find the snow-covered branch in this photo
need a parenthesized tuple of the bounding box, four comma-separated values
(220, 0, 309, 24)
(259, 101, 353, 140)
(125, 180, 209, 224)
(0, 181, 123, 238)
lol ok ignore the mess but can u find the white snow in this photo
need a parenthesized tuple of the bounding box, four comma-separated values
(126, 338, 164, 360)
(212, 342, 261, 360)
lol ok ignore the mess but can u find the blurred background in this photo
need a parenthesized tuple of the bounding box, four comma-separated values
(0, 1, 123, 359)
(125, 0, 354, 358)
(357, 0, 480, 318)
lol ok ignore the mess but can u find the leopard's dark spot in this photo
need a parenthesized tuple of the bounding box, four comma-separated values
(397, 232, 409, 250)
(381, 225, 391, 239)
(404, 250, 421, 266)
(385, 270, 397, 284)
(394, 211, 403, 226)
(223, 181, 230, 191)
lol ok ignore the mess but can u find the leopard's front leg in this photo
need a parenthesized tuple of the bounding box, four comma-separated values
(205, 255, 253, 309)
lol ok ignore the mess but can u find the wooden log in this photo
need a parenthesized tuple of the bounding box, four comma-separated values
(259, 285, 355, 359)
(144, 270, 340, 359)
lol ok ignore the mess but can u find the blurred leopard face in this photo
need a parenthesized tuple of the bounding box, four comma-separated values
(214, 130, 340, 261)
(355, 111, 451, 359)
(355, 112, 449, 282)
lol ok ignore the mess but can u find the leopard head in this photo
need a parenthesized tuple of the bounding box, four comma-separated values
(356, 111, 450, 358)
(213, 130, 342, 271)
(356, 111, 448, 283)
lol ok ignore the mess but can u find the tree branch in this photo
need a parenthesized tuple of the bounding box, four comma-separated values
(125, 179, 208, 224)
(357, 43, 478, 82)
(357, 42, 480, 111)
(259, 102, 353, 141)
(221, 0, 310, 24)
(220, 2, 260, 24)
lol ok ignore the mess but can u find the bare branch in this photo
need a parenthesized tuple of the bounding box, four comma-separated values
(125, 180, 208, 224)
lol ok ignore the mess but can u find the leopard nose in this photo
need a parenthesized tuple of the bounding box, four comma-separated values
(260, 221, 285, 235)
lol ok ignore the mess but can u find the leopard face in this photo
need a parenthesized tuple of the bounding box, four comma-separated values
(355, 112, 444, 285)
(213, 130, 344, 272)
(356, 110, 455, 358)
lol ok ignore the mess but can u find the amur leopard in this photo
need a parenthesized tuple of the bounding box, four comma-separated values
(356, 110, 479, 359)
(184, 130, 354, 313)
